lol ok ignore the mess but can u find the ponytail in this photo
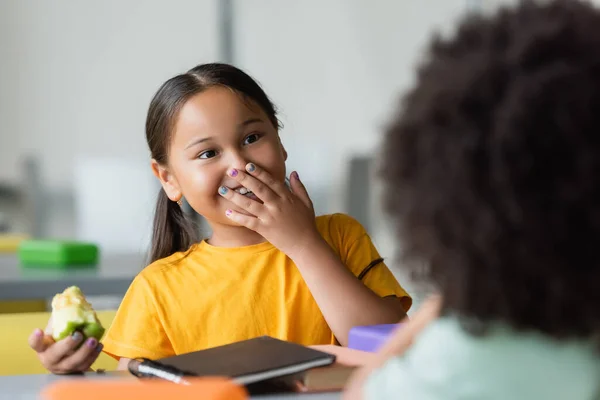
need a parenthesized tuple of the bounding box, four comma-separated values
(149, 190, 198, 263)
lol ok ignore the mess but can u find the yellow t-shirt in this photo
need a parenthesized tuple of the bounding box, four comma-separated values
(102, 213, 411, 360)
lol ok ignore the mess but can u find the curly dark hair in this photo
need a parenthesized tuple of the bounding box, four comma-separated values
(381, 0, 600, 341)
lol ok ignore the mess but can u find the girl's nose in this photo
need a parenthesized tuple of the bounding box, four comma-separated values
(227, 151, 249, 173)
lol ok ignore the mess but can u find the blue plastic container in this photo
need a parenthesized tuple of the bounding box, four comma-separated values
(348, 324, 400, 352)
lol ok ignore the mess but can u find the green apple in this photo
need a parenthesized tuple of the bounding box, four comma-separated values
(51, 286, 105, 342)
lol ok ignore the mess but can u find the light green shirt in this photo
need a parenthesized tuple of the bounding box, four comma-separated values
(366, 317, 600, 399)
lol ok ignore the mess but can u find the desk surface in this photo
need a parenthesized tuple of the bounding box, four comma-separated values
(0, 373, 341, 400)
(0, 253, 145, 301)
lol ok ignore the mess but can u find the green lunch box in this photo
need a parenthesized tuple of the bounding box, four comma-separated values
(18, 240, 99, 268)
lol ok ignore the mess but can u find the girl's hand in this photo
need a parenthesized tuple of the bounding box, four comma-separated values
(219, 163, 321, 258)
(28, 318, 103, 374)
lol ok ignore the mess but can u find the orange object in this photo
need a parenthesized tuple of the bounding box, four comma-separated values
(40, 377, 248, 400)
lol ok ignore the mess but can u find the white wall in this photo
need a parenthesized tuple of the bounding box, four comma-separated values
(0, 0, 219, 189)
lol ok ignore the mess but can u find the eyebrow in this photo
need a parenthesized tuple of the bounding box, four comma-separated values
(185, 136, 214, 150)
(241, 118, 264, 127)
(184, 118, 265, 149)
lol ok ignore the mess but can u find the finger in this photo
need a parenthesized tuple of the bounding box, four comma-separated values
(244, 163, 287, 199)
(289, 171, 314, 210)
(77, 343, 103, 372)
(29, 328, 50, 353)
(225, 208, 260, 231)
(56, 337, 101, 373)
(218, 185, 264, 216)
(44, 331, 86, 366)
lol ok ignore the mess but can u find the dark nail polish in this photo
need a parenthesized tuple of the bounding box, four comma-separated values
(96, 343, 104, 353)
(246, 163, 256, 172)
(219, 186, 228, 195)
(72, 332, 83, 342)
(86, 338, 98, 348)
(229, 169, 238, 177)
(292, 171, 299, 180)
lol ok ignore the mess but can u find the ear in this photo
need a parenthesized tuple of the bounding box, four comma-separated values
(151, 159, 182, 202)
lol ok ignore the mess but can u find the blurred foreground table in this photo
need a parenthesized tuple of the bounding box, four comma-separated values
(0, 373, 341, 400)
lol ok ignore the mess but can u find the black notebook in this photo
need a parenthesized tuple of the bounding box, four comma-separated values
(150, 336, 337, 386)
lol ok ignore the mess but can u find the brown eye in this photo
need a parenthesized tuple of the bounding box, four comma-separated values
(243, 133, 261, 145)
(198, 149, 218, 159)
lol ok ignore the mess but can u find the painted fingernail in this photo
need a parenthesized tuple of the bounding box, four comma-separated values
(72, 332, 83, 342)
(34, 329, 43, 337)
(292, 171, 299, 180)
(225, 209, 232, 216)
(96, 343, 104, 353)
(246, 163, 256, 173)
(219, 186, 228, 195)
(229, 168, 238, 177)
(86, 338, 98, 348)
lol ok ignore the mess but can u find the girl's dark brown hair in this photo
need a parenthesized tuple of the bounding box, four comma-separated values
(146, 63, 280, 263)
(381, 0, 600, 341)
